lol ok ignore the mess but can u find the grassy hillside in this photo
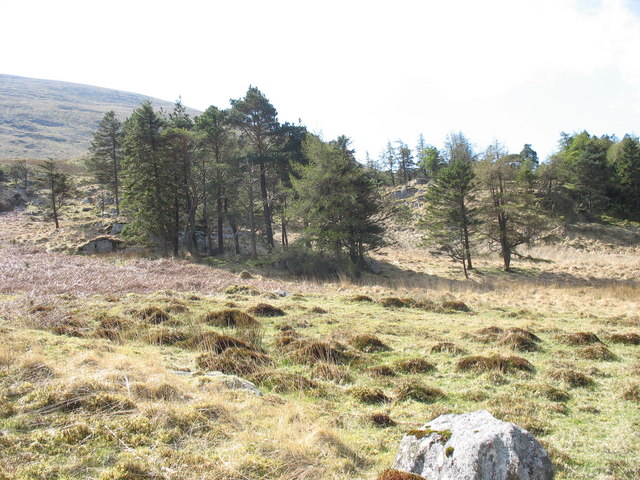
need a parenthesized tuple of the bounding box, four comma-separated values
(0, 187, 639, 479)
(0, 74, 199, 161)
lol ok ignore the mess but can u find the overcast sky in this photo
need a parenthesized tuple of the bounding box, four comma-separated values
(2, 0, 639, 162)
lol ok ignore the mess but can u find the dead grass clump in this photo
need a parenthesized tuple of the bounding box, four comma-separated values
(607, 333, 640, 345)
(578, 344, 617, 361)
(394, 358, 435, 374)
(457, 354, 534, 374)
(131, 382, 187, 401)
(223, 284, 260, 295)
(164, 300, 189, 313)
(562, 332, 602, 345)
(250, 371, 321, 394)
(133, 306, 170, 324)
(365, 365, 397, 377)
(238, 270, 254, 279)
(527, 383, 571, 402)
(430, 342, 465, 355)
(50, 316, 89, 338)
(27, 304, 55, 314)
(98, 457, 160, 480)
(94, 314, 131, 342)
(146, 327, 189, 346)
(196, 347, 273, 376)
(441, 300, 470, 312)
(312, 363, 354, 384)
(350, 387, 390, 404)
(350, 334, 390, 353)
(413, 300, 439, 311)
(288, 339, 353, 365)
(310, 306, 328, 314)
(274, 331, 303, 350)
(505, 327, 541, 342)
(349, 294, 373, 303)
(246, 303, 285, 317)
(379, 297, 414, 308)
(394, 381, 445, 403)
(377, 469, 424, 480)
(622, 384, 640, 402)
(548, 369, 595, 388)
(369, 412, 396, 428)
(0, 399, 16, 418)
(16, 358, 56, 381)
(202, 309, 259, 328)
(24, 382, 136, 414)
(183, 332, 255, 353)
(497, 331, 541, 352)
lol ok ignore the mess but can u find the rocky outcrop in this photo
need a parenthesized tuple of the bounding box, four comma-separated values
(392, 410, 554, 480)
(77, 236, 124, 254)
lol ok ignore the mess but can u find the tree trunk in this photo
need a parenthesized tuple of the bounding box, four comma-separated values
(229, 219, 241, 254)
(51, 186, 59, 230)
(248, 175, 257, 258)
(258, 157, 274, 251)
(217, 192, 224, 255)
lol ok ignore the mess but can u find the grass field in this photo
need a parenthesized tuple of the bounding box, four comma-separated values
(0, 205, 639, 479)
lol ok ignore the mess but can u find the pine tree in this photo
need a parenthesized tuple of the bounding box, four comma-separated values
(38, 160, 74, 229)
(293, 135, 385, 268)
(421, 159, 477, 277)
(87, 111, 123, 215)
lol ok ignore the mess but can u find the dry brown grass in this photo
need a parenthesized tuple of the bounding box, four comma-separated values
(201, 309, 259, 328)
(457, 354, 535, 374)
(246, 303, 286, 317)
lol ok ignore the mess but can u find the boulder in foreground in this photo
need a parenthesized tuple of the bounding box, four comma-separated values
(393, 410, 553, 480)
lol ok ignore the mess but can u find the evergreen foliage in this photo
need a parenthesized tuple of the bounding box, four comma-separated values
(38, 159, 75, 229)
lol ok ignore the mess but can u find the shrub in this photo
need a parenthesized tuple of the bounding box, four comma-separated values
(196, 348, 273, 376)
(457, 354, 534, 374)
(350, 387, 390, 404)
(350, 334, 390, 352)
(246, 303, 285, 317)
(394, 358, 435, 374)
(202, 309, 259, 328)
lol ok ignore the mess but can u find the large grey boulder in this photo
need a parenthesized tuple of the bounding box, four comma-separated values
(393, 410, 554, 480)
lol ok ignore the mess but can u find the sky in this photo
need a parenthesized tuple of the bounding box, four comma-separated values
(2, 0, 640, 162)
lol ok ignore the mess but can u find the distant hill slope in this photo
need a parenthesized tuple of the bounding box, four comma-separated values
(0, 73, 200, 161)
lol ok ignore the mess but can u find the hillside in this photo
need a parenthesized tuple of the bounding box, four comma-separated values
(0, 74, 199, 161)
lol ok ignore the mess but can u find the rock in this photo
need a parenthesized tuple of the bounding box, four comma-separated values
(392, 410, 554, 480)
(77, 236, 124, 254)
(110, 222, 127, 235)
(366, 258, 382, 274)
(203, 371, 262, 396)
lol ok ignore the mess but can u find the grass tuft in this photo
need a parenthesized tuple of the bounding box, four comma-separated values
(379, 297, 414, 308)
(394, 380, 445, 403)
(350, 334, 390, 352)
(377, 469, 424, 480)
(430, 341, 465, 355)
(202, 309, 259, 328)
(441, 300, 470, 312)
(579, 344, 617, 361)
(246, 303, 285, 317)
(548, 369, 595, 388)
(394, 358, 436, 374)
(196, 347, 273, 375)
(457, 354, 534, 374)
(369, 412, 396, 427)
(350, 387, 390, 404)
(132, 306, 170, 324)
(562, 332, 602, 345)
(607, 333, 640, 345)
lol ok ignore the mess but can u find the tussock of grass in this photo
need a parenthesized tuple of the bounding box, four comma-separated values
(250, 371, 321, 394)
(365, 365, 397, 377)
(369, 412, 396, 427)
(622, 384, 640, 402)
(94, 314, 130, 342)
(457, 354, 535, 374)
(238, 270, 254, 279)
(379, 297, 414, 308)
(430, 341, 465, 355)
(348, 294, 373, 303)
(182, 332, 256, 353)
(350, 334, 390, 352)
(312, 363, 354, 384)
(164, 299, 189, 313)
(497, 331, 541, 352)
(377, 469, 424, 480)
(527, 383, 571, 402)
(145, 327, 189, 346)
(223, 284, 260, 295)
(394, 380, 445, 403)
(562, 332, 602, 345)
(131, 381, 187, 401)
(548, 369, 595, 388)
(310, 306, 328, 314)
(394, 358, 435, 374)
(202, 309, 259, 328)
(441, 300, 470, 312)
(607, 333, 640, 345)
(246, 303, 285, 317)
(50, 315, 89, 338)
(350, 387, 390, 404)
(287, 339, 354, 365)
(196, 347, 273, 375)
(132, 306, 170, 324)
(579, 344, 617, 361)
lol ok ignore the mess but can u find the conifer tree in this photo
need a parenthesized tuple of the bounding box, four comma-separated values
(87, 111, 123, 215)
(421, 159, 477, 277)
(293, 135, 384, 268)
(38, 160, 74, 229)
